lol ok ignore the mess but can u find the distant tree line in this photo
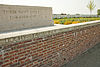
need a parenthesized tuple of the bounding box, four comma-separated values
(97, 9, 100, 15)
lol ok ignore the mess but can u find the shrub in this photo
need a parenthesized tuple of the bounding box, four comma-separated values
(60, 19, 66, 24)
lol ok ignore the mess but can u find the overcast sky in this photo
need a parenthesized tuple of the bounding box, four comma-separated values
(0, 0, 100, 14)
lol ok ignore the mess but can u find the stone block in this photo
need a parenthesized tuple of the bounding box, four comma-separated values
(0, 4, 54, 32)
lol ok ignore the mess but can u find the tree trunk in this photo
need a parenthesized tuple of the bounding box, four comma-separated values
(90, 10, 92, 17)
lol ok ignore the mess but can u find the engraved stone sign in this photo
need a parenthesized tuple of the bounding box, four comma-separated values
(0, 4, 54, 32)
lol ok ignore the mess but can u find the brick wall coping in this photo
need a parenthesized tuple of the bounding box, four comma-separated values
(0, 20, 100, 40)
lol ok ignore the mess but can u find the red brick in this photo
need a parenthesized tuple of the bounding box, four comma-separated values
(0, 55, 2, 57)
(10, 57, 14, 61)
(4, 55, 11, 59)
(25, 59, 30, 62)
(37, 43, 42, 46)
(4, 60, 9, 63)
(42, 50, 47, 52)
(32, 53, 38, 56)
(19, 48, 24, 51)
(4, 53, 9, 56)
(0, 58, 3, 60)
(26, 50, 30, 52)
(20, 60, 25, 64)
(9, 51, 16, 54)
(0, 61, 3, 65)
(37, 48, 43, 51)
(19, 55, 24, 57)
(38, 54, 43, 56)
(19, 57, 26, 61)
(31, 47, 38, 51)
(13, 60, 18, 63)
(15, 56, 19, 59)
(2, 62, 12, 66)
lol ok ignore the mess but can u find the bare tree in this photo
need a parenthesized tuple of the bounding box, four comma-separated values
(87, 0, 96, 16)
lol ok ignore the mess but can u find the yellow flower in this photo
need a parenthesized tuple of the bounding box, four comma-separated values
(72, 21, 80, 24)
(54, 20, 60, 24)
(64, 21, 72, 25)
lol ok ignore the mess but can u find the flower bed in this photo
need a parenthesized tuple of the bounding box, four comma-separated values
(54, 18, 100, 25)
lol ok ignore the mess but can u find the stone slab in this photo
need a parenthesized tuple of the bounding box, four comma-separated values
(0, 4, 54, 32)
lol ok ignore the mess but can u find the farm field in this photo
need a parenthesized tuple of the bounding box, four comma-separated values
(54, 17, 100, 25)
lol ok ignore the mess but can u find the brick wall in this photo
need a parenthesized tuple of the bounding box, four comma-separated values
(0, 21, 100, 67)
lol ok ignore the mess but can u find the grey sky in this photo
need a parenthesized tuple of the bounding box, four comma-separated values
(0, 0, 100, 14)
